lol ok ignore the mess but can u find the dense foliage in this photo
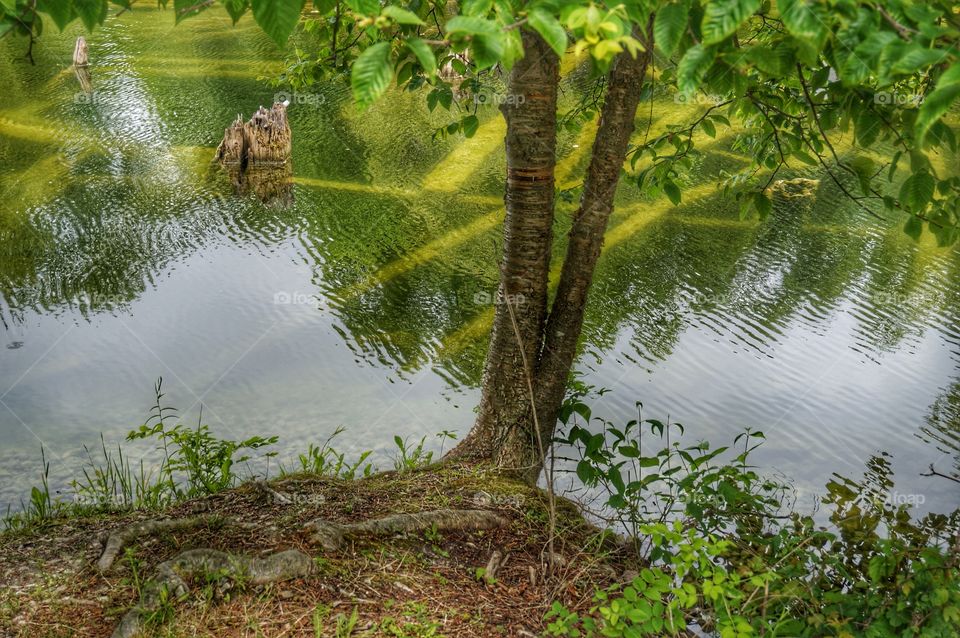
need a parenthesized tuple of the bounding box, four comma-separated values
(546, 388, 960, 637)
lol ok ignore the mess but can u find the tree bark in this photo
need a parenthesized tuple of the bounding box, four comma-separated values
(448, 29, 559, 477)
(449, 24, 654, 485)
(535, 27, 654, 453)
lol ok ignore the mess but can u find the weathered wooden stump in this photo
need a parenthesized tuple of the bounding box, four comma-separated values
(216, 115, 247, 167)
(73, 36, 89, 67)
(215, 103, 291, 169)
(216, 103, 293, 206)
(74, 66, 93, 95)
(245, 104, 292, 167)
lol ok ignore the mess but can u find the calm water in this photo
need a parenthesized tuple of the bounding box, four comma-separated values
(1, 9, 958, 514)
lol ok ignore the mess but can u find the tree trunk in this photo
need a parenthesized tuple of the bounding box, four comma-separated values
(448, 29, 559, 478)
(535, 26, 654, 450)
(449, 24, 654, 485)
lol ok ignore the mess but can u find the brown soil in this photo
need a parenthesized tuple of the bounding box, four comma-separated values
(0, 464, 630, 637)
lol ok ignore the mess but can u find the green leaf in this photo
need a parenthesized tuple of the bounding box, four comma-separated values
(0, 0, 16, 13)
(445, 15, 497, 35)
(779, 0, 826, 64)
(676, 44, 715, 95)
(405, 38, 436, 76)
(754, 191, 772, 218)
(351, 41, 393, 108)
(854, 108, 881, 147)
(850, 156, 875, 196)
(744, 42, 794, 76)
(891, 46, 950, 76)
(345, 0, 378, 14)
(899, 172, 935, 213)
(701, 0, 759, 45)
(461, 114, 479, 137)
(36, 0, 75, 30)
(470, 31, 505, 69)
(382, 5, 423, 25)
(73, 0, 107, 31)
(251, 0, 301, 46)
(792, 149, 818, 166)
(461, 0, 491, 16)
(664, 180, 681, 205)
(903, 215, 923, 241)
(916, 64, 960, 146)
(653, 1, 687, 57)
(527, 8, 567, 57)
(222, 0, 249, 25)
(576, 460, 595, 484)
(500, 28, 523, 70)
(778, 0, 827, 46)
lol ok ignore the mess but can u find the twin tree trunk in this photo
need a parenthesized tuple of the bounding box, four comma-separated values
(449, 25, 653, 483)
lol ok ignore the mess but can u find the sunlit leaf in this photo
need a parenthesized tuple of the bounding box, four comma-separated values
(916, 64, 960, 146)
(654, 1, 687, 57)
(351, 41, 393, 108)
(899, 172, 935, 213)
(527, 8, 567, 57)
(405, 38, 436, 76)
(701, 0, 759, 45)
(251, 0, 301, 45)
(676, 44, 715, 94)
(382, 5, 423, 25)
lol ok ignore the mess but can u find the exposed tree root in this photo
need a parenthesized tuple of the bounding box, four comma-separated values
(98, 515, 226, 572)
(482, 549, 507, 584)
(253, 480, 293, 505)
(305, 508, 509, 551)
(111, 548, 312, 638)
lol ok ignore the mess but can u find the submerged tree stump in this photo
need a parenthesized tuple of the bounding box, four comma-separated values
(215, 103, 291, 169)
(216, 115, 247, 167)
(73, 36, 89, 67)
(245, 104, 292, 166)
(215, 103, 293, 206)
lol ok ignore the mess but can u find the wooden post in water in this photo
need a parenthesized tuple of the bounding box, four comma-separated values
(73, 37, 89, 67)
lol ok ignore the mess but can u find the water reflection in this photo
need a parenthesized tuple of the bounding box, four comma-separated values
(920, 379, 960, 482)
(1, 7, 959, 513)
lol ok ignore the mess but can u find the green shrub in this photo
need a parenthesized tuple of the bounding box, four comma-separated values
(547, 387, 960, 638)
